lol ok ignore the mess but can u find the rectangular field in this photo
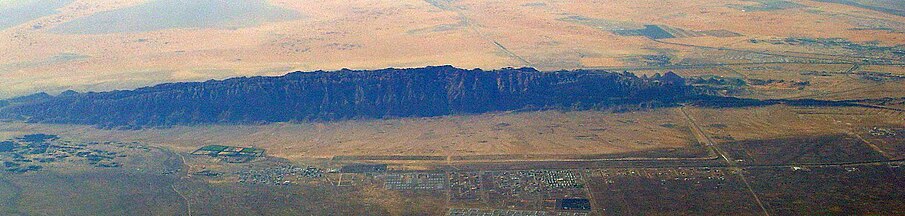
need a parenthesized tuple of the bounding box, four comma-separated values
(718, 134, 888, 165)
(586, 167, 763, 215)
(746, 165, 905, 215)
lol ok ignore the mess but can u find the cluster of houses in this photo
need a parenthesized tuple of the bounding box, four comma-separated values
(191, 145, 265, 163)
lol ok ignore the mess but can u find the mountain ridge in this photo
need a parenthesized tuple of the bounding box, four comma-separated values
(0, 66, 691, 128)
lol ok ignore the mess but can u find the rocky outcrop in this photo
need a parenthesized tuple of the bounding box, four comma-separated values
(0, 66, 691, 128)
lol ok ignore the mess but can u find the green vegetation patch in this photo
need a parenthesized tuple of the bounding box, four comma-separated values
(199, 145, 229, 152)
(239, 148, 259, 153)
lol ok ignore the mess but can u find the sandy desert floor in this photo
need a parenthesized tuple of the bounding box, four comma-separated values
(2, 0, 904, 98)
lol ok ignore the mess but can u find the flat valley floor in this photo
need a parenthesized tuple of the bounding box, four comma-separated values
(1, 103, 904, 215)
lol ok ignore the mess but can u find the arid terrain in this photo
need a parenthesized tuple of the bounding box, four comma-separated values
(0, 109, 699, 160)
(2, 0, 905, 215)
(3, 0, 905, 98)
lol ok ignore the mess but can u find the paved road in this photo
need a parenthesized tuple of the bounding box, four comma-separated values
(678, 106, 772, 216)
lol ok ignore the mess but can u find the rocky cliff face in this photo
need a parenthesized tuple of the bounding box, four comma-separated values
(0, 66, 691, 128)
